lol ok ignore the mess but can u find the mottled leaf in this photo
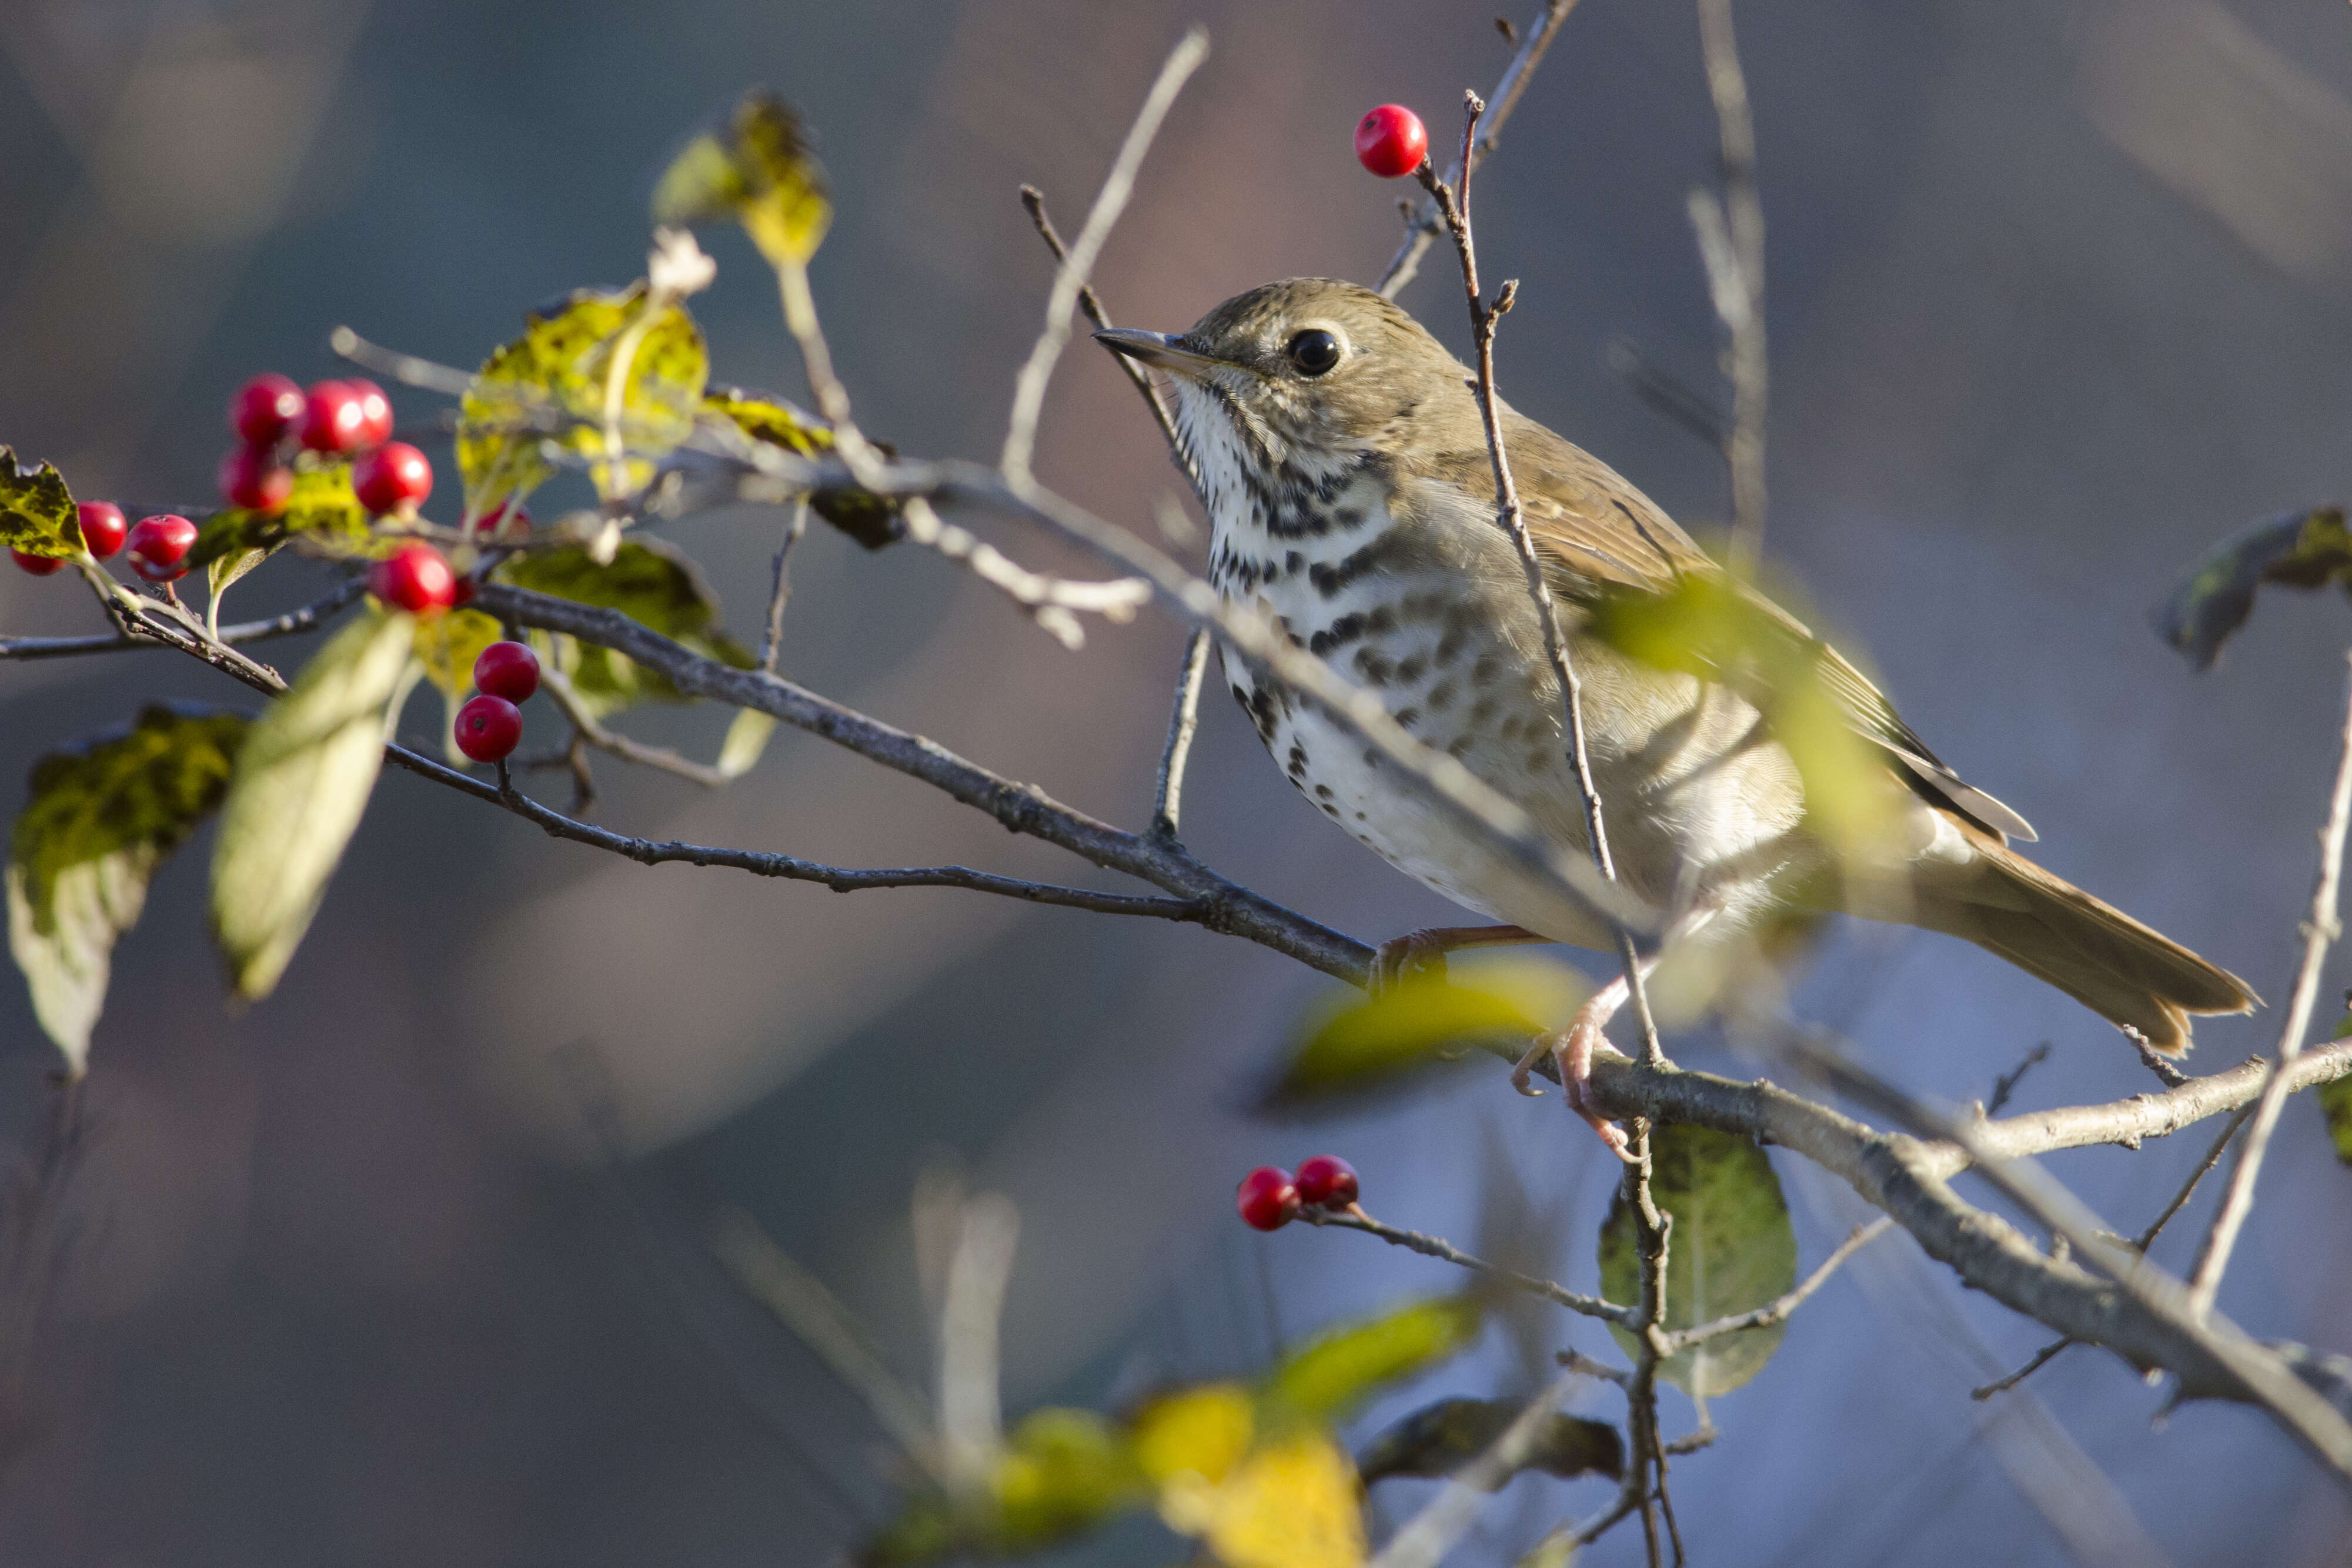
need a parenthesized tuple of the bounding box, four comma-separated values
(0, 447, 79, 558)
(189, 462, 374, 585)
(209, 608, 414, 999)
(703, 386, 903, 549)
(653, 91, 833, 268)
(495, 537, 749, 718)
(1598, 1125, 1796, 1397)
(2156, 507, 2352, 670)
(1271, 957, 1585, 1108)
(1357, 1396, 1622, 1487)
(456, 285, 709, 512)
(413, 608, 505, 698)
(7, 706, 247, 1074)
(1261, 1296, 1482, 1427)
(859, 1407, 1144, 1567)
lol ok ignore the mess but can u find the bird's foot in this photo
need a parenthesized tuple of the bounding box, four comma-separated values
(1516, 1017, 1635, 1163)
(1369, 929, 1452, 995)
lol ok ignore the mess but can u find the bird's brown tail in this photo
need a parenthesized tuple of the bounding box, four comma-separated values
(1915, 838, 2259, 1054)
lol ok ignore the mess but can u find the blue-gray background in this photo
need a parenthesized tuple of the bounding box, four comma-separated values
(4, 1, 2351, 1563)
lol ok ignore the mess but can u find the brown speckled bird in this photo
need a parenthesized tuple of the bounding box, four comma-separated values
(1099, 278, 2256, 1155)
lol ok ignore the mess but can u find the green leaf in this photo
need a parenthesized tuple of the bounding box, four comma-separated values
(715, 707, 776, 780)
(1598, 1125, 1797, 1398)
(859, 1408, 1145, 1567)
(189, 463, 375, 585)
(1261, 1296, 1482, 1427)
(2319, 1075, 2352, 1166)
(0, 447, 79, 559)
(1356, 1397, 1622, 1487)
(1270, 956, 1585, 1107)
(208, 608, 414, 999)
(456, 285, 710, 513)
(495, 537, 749, 718)
(413, 608, 506, 698)
(703, 386, 903, 549)
(653, 91, 833, 268)
(2156, 507, 2352, 671)
(6, 706, 248, 1075)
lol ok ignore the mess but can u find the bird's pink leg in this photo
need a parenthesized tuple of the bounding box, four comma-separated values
(1511, 973, 1638, 1161)
(1369, 924, 1543, 994)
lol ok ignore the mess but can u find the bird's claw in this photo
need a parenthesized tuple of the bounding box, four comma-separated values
(1535, 1021, 1638, 1163)
(1369, 930, 1450, 996)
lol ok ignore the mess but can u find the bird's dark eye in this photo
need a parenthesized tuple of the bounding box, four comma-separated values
(1285, 329, 1341, 377)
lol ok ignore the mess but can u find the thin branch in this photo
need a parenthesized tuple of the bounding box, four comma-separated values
(1018, 186, 1185, 463)
(328, 324, 478, 396)
(2, 574, 366, 661)
(1690, 0, 1768, 571)
(1363, 1367, 1583, 1568)
(760, 498, 809, 675)
(1299, 1206, 1633, 1325)
(2188, 651, 2352, 1316)
(1151, 627, 1210, 838)
(1417, 93, 1664, 1067)
(1000, 26, 1208, 482)
(1669, 1217, 1892, 1350)
(1603, 336, 1729, 452)
(1986, 1042, 2052, 1118)
(1377, 0, 1582, 298)
(537, 664, 735, 788)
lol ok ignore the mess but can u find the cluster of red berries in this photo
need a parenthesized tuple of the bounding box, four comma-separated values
(7, 500, 203, 585)
(223, 373, 432, 518)
(1235, 1154, 1360, 1231)
(454, 641, 539, 764)
(1355, 104, 1429, 179)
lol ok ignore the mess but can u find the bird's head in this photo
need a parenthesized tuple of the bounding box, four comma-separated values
(1095, 277, 1478, 477)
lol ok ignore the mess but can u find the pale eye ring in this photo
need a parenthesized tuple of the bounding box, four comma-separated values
(1285, 329, 1341, 377)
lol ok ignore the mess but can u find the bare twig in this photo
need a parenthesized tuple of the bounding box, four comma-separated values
(1690, 0, 1768, 571)
(760, 498, 809, 674)
(1151, 627, 1211, 838)
(1000, 28, 1208, 482)
(1418, 93, 1664, 1068)
(1669, 1217, 1893, 1351)
(1018, 186, 1185, 463)
(1987, 1042, 2053, 1117)
(2187, 652, 2352, 1316)
(328, 324, 478, 396)
(3, 574, 366, 661)
(1363, 1367, 1583, 1568)
(1377, 1, 1581, 298)
(2129, 1026, 2192, 1089)
(1603, 336, 1729, 452)
(1299, 1205, 1633, 1325)
(934, 1191, 1021, 1494)
(537, 664, 736, 788)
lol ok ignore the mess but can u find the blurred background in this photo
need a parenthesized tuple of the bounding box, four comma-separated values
(5, 0, 2352, 1562)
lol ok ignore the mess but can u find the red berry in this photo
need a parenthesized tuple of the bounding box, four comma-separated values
(473, 500, 530, 538)
(472, 640, 540, 703)
(368, 543, 456, 614)
(1354, 104, 1429, 179)
(10, 548, 65, 576)
(125, 514, 198, 581)
(230, 373, 304, 446)
(299, 380, 370, 454)
(352, 442, 432, 515)
(1236, 1166, 1301, 1232)
(218, 446, 295, 513)
(348, 379, 395, 447)
(76, 502, 127, 559)
(1294, 1155, 1360, 1209)
(453, 694, 523, 762)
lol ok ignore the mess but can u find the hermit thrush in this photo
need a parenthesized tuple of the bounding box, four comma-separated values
(1099, 278, 2255, 1154)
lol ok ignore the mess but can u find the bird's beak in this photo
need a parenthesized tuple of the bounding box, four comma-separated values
(1094, 327, 1224, 377)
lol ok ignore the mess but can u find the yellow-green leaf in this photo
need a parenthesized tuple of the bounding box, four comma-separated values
(1158, 1428, 1365, 1568)
(859, 1407, 1145, 1567)
(715, 707, 776, 780)
(208, 609, 413, 999)
(413, 608, 505, 698)
(2318, 1011, 2352, 1165)
(2156, 507, 2352, 670)
(7, 706, 247, 1074)
(653, 91, 833, 268)
(456, 285, 709, 513)
(1131, 1382, 1255, 1488)
(1356, 1396, 1621, 1487)
(1598, 1125, 1796, 1398)
(1272, 957, 1585, 1106)
(1261, 1296, 1482, 1427)
(495, 537, 749, 718)
(190, 463, 375, 586)
(0, 447, 79, 558)
(703, 386, 903, 549)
